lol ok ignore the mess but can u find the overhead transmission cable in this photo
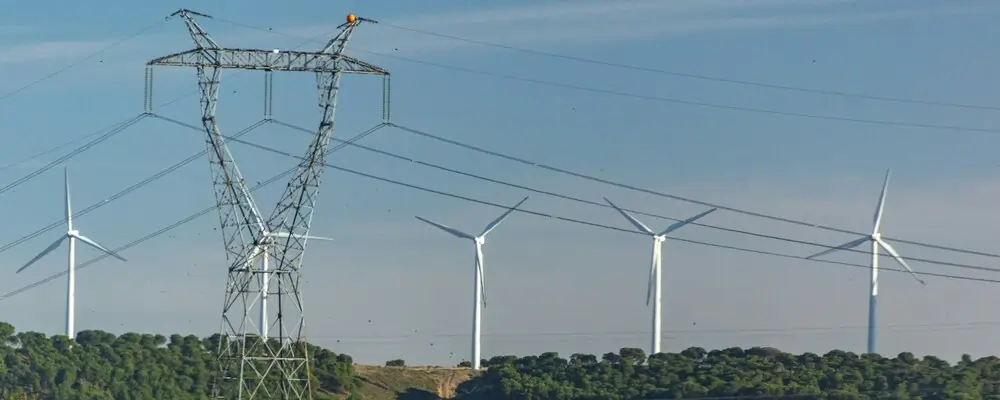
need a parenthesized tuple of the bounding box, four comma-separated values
(7, 17, 996, 296)
(3, 125, 995, 303)
(376, 22, 1000, 112)
(0, 20, 167, 101)
(0, 119, 271, 254)
(210, 19, 1000, 136)
(0, 19, 347, 188)
(0, 20, 169, 175)
(197, 18, 1000, 262)
(387, 123, 1000, 259)
(216, 134, 1000, 284)
(0, 22, 392, 300)
(271, 120, 1000, 275)
(0, 128, 119, 173)
(0, 122, 389, 301)
(203, 17, 1000, 258)
(358, 51, 1000, 135)
(0, 115, 148, 193)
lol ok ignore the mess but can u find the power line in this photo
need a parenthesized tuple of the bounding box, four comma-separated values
(3, 51, 993, 306)
(0, 122, 389, 301)
(0, 19, 348, 187)
(0, 114, 148, 195)
(0, 119, 270, 255)
(220, 133, 1000, 284)
(0, 20, 167, 101)
(3, 122, 996, 303)
(271, 120, 1000, 275)
(216, 19, 1000, 136)
(203, 18, 1000, 259)
(364, 51, 1000, 135)
(376, 22, 1000, 112)
(387, 123, 1000, 259)
(0, 24, 385, 301)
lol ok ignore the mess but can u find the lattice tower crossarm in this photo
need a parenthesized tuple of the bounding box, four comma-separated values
(147, 9, 388, 400)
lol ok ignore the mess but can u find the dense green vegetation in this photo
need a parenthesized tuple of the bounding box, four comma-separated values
(4, 321, 1000, 399)
(0, 322, 355, 399)
(465, 347, 1000, 399)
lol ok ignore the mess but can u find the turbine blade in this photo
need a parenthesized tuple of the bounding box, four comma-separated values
(272, 232, 335, 241)
(658, 208, 718, 236)
(17, 236, 66, 273)
(876, 237, 926, 285)
(806, 236, 869, 259)
(603, 197, 654, 235)
(64, 166, 72, 231)
(300, 235, 334, 241)
(479, 196, 529, 237)
(873, 169, 890, 234)
(414, 216, 475, 240)
(477, 244, 487, 308)
(74, 234, 127, 262)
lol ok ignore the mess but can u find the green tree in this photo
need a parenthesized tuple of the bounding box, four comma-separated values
(0, 323, 355, 399)
(463, 346, 1000, 399)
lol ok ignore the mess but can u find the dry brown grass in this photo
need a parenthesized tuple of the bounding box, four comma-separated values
(353, 365, 478, 400)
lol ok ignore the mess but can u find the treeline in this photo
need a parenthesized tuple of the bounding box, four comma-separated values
(0, 322, 356, 399)
(458, 347, 1000, 399)
(4, 320, 1000, 399)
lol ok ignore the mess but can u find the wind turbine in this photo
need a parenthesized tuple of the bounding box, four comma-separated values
(248, 230, 334, 340)
(414, 196, 529, 371)
(604, 197, 717, 356)
(805, 169, 925, 355)
(16, 167, 127, 339)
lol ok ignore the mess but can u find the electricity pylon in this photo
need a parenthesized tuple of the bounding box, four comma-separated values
(147, 9, 388, 399)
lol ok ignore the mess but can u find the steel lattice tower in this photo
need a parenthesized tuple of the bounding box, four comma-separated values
(147, 9, 388, 399)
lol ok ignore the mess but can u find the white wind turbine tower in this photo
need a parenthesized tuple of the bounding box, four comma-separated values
(415, 196, 529, 371)
(805, 169, 925, 355)
(604, 198, 717, 356)
(247, 230, 334, 341)
(16, 167, 127, 339)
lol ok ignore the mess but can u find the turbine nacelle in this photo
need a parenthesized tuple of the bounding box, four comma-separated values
(17, 168, 127, 274)
(603, 197, 717, 305)
(603, 197, 717, 356)
(415, 196, 529, 309)
(254, 230, 334, 246)
(244, 231, 334, 268)
(603, 197, 717, 238)
(414, 197, 529, 372)
(15, 166, 126, 340)
(805, 169, 925, 286)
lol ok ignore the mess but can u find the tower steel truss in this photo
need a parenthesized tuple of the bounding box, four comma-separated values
(147, 9, 388, 399)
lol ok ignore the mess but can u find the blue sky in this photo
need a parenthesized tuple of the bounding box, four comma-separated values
(1, 0, 1000, 366)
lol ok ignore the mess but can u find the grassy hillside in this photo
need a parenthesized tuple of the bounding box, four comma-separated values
(354, 365, 478, 400)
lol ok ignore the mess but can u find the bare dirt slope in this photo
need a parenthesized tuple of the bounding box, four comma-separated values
(354, 365, 478, 400)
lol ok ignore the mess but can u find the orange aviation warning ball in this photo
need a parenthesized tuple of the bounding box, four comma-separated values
(346, 13, 357, 23)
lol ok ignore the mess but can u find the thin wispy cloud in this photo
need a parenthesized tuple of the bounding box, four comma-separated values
(365, 0, 855, 29)
(259, 1, 999, 55)
(0, 1, 986, 71)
